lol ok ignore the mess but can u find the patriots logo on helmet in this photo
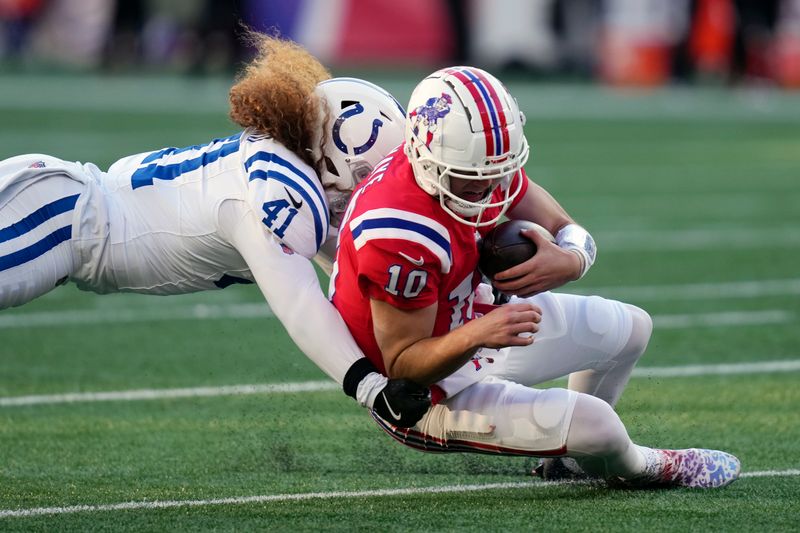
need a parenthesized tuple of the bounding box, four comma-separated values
(28, 161, 46, 168)
(409, 93, 453, 148)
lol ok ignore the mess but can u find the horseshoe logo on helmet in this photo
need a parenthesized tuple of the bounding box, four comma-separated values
(332, 103, 384, 156)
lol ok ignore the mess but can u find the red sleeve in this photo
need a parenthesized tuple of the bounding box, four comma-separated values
(508, 169, 530, 213)
(355, 239, 442, 310)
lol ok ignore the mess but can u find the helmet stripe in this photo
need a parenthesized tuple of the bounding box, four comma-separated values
(444, 68, 496, 157)
(447, 67, 508, 157)
(468, 68, 509, 156)
(457, 68, 504, 156)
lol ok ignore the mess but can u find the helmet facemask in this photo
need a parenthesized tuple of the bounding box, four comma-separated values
(407, 135, 529, 227)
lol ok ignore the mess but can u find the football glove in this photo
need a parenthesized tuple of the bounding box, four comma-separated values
(343, 358, 431, 428)
(371, 378, 431, 427)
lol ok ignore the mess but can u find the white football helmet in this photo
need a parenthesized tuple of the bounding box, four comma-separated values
(314, 78, 406, 228)
(404, 67, 529, 227)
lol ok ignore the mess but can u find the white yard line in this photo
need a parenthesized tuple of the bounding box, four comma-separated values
(653, 310, 792, 329)
(7, 277, 800, 325)
(2, 359, 799, 408)
(570, 278, 800, 301)
(631, 359, 800, 378)
(1, 302, 795, 329)
(0, 302, 272, 328)
(598, 227, 800, 251)
(1, 469, 798, 518)
(0, 381, 338, 407)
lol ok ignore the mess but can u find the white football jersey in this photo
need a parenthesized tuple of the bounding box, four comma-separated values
(71, 130, 330, 295)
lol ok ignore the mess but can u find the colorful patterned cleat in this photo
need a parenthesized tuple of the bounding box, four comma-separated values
(645, 448, 741, 488)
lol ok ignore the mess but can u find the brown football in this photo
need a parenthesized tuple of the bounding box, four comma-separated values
(478, 220, 554, 278)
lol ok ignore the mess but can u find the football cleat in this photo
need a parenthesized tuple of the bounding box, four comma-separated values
(635, 448, 741, 489)
(533, 457, 590, 481)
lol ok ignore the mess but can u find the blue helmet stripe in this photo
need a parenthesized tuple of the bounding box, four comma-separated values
(318, 77, 407, 117)
(459, 68, 502, 156)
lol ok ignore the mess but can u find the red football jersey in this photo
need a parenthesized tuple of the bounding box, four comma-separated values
(331, 147, 529, 374)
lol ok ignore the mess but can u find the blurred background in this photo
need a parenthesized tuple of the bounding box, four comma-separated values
(1, 0, 800, 88)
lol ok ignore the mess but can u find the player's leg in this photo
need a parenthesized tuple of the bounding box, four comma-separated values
(372, 377, 739, 488)
(0, 166, 84, 309)
(566, 302, 652, 407)
(565, 393, 740, 488)
(373, 377, 578, 457)
(492, 292, 651, 407)
(492, 292, 652, 478)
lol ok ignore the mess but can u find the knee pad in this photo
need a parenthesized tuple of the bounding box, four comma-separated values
(622, 304, 653, 359)
(570, 295, 634, 366)
(501, 384, 578, 453)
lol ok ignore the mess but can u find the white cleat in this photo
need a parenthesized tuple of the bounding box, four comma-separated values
(650, 448, 741, 488)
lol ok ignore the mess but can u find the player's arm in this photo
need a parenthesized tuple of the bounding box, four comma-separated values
(494, 178, 596, 296)
(372, 298, 540, 386)
(219, 200, 429, 425)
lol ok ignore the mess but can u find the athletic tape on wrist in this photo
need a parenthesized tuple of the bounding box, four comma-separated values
(555, 224, 596, 278)
(342, 357, 379, 399)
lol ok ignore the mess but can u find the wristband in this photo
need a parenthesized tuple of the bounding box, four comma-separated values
(342, 357, 379, 399)
(555, 224, 596, 279)
(343, 357, 387, 409)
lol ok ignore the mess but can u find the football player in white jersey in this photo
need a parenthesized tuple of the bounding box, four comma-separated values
(0, 34, 430, 427)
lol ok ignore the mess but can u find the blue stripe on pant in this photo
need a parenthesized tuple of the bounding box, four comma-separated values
(0, 225, 73, 272)
(0, 193, 79, 272)
(0, 194, 79, 243)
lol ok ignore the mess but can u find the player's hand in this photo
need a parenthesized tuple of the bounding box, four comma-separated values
(371, 378, 431, 427)
(491, 229, 581, 297)
(343, 358, 431, 428)
(462, 302, 542, 349)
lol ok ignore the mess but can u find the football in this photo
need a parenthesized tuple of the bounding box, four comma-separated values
(478, 220, 554, 278)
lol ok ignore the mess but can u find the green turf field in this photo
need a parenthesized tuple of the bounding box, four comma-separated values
(1, 74, 799, 531)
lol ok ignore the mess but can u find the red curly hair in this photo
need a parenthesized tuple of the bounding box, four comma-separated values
(229, 33, 331, 168)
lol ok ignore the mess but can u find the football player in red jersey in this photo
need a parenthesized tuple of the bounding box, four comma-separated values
(331, 66, 740, 488)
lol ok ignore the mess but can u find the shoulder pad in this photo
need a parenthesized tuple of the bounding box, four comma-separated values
(348, 207, 452, 273)
(242, 137, 329, 258)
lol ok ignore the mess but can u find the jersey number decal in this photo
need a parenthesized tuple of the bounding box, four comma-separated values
(262, 199, 298, 238)
(448, 273, 476, 330)
(385, 265, 427, 298)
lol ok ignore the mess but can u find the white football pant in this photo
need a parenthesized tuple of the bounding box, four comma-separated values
(437, 291, 652, 408)
(0, 156, 84, 309)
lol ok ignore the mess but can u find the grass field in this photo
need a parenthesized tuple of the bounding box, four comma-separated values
(1, 73, 799, 531)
